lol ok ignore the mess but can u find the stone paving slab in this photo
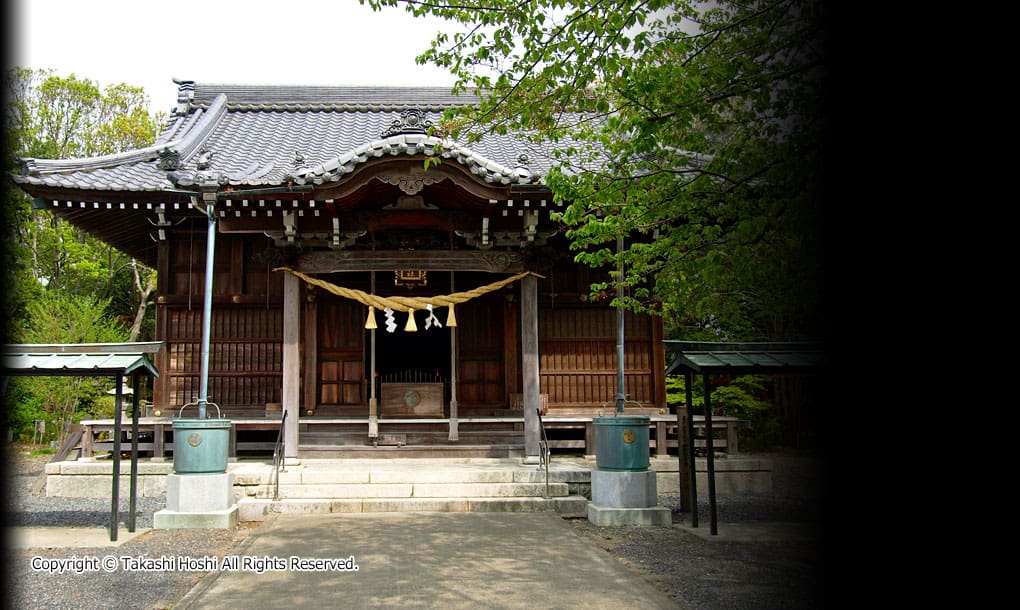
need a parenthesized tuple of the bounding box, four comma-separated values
(4, 526, 151, 549)
(176, 512, 678, 609)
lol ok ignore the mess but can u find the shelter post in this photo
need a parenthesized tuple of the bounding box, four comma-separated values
(110, 375, 123, 541)
(685, 370, 697, 523)
(704, 373, 718, 535)
(129, 371, 140, 532)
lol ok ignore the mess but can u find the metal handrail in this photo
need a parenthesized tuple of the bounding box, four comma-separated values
(272, 410, 287, 501)
(536, 407, 551, 499)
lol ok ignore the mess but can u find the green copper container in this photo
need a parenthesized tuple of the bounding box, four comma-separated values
(172, 405, 230, 474)
(593, 416, 650, 471)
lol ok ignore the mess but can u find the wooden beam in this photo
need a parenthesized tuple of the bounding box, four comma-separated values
(298, 250, 525, 273)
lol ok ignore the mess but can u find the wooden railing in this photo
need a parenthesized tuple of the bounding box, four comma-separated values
(74, 413, 744, 458)
(540, 415, 747, 455)
(78, 417, 283, 459)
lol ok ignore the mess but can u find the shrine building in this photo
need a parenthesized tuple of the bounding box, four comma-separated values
(10, 81, 668, 461)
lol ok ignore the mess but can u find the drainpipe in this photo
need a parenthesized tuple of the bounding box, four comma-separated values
(616, 236, 626, 414)
(197, 191, 218, 420)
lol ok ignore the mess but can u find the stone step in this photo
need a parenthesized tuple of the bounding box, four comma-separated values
(232, 465, 588, 486)
(237, 495, 589, 521)
(244, 481, 571, 500)
(297, 444, 524, 458)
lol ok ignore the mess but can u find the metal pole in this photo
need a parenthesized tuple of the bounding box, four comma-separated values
(615, 236, 626, 413)
(198, 196, 217, 420)
(686, 370, 698, 527)
(129, 372, 139, 532)
(704, 373, 718, 535)
(110, 375, 122, 542)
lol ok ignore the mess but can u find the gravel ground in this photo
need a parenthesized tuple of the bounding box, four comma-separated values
(3, 449, 258, 610)
(3, 447, 827, 609)
(569, 450, 828, 610)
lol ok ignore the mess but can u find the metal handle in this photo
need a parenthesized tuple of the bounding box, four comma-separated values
(177, 401, 222, 419)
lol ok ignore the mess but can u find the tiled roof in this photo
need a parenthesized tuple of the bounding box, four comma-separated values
(11, 81, 560, 193)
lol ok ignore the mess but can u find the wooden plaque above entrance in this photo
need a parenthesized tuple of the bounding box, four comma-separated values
(298, 250, 525, 273)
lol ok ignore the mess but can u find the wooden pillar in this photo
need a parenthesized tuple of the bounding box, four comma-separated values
(153, 423, 164, 459)
(655, 420, 667, 456)
(448, 272, 459, 441)
(303, 297, 317, 416)
(521, 275, 540, 462)
(368, 271, 378, 438)
(282, 272, 300, 458)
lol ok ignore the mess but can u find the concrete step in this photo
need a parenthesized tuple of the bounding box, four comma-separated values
(297, 444, 524, 458)
(231, 462, 590, 487)
(237, 495, 590, 521)
(244, 481, 570, 500)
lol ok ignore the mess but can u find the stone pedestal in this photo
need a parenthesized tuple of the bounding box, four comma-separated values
(153, 472, 237, 529)
(587, 469, 671, 526)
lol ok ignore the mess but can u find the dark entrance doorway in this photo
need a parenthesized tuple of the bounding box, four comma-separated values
(368, 316, 452, 409)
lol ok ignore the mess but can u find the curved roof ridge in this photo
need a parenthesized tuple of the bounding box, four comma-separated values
(185, 82, 478, 112)
(293, 133, 535, 186)
(15, 94, 229, 177)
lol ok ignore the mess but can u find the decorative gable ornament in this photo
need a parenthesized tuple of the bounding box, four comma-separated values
(381, 109, 434, 138)
(157, 147, 181, 170)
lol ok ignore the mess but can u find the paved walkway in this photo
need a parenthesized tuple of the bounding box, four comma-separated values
(175, 512, 678, 609)
(4, 526, 151, 549)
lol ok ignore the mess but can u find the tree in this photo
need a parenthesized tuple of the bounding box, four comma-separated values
(3, 69, 163, 441)
(365, 0, 828, 342)
(6, 295, 131, 443)
(3, 68, 162, 340)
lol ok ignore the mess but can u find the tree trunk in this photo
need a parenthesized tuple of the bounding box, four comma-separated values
(129, 260, 155, 342)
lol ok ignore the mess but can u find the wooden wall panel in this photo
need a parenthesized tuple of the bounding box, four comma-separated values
(457, 297, 505, 415)
(164, 233, 284, 303)
(538, 306, 655, 411)
(163, 307, 283, 413)
(317, 299, 365, 407)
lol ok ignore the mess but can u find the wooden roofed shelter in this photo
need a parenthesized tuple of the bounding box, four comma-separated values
(9, 82, 668, 460)
(2, 342, 161, 541)
(665, 341, 826, 535)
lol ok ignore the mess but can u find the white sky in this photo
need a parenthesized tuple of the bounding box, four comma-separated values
(11, 0, 458, 113)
